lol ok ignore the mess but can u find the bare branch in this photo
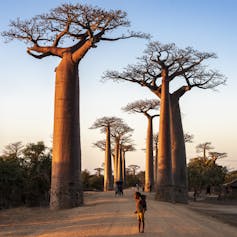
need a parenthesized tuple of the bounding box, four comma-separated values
(122, 99, 160, 117)
(2, 3, 147, 61)
(90, 116, 122, 133)
(27, 49, 51, 59)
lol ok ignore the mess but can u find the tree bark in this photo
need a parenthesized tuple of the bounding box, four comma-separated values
(104, 126, 113, 191)
(122, 150, 126, 186)
(154, 135, 158, 189)
(117, 147, 123, 181)
(114, 138, 120, 183)
(145, 116, 154, 192)
(155, 71, 173, 201)
(50, 52, 83, 209)
(170, 95, 188, 203)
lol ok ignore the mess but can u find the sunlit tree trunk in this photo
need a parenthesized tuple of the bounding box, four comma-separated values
(156, 71, 173, 201)
(112, 154, 115, 183)
(114, 138, 120, 183)
(117, 147, 123, 181)
(170, 95, 188, 203)
(104, 126, 113, 191)
(154, 134, 158, 189)
(145, 117, 154, 192)
(122, 150, 126, 185)
(50, 52, 83, 209)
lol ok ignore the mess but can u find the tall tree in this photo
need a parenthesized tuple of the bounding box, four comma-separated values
(93, 140, 106, 151)
(120, 137, 135, 185)
(110, 120, 133, 183)
(104, 41, 226, 203)
(2, 142, 24, 162)
(188, 154, 227, 193)
(208, 152, 227, 164)
(153, 133, 159, 187)
(128, 164, 140, 176)
(196, 142, 214, 160)
(90, 117, 122, 191)
(122, 99, 160, 191)
(2, 3, 147, 209)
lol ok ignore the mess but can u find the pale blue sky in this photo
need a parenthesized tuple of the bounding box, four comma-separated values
(0, 0, 237, 172)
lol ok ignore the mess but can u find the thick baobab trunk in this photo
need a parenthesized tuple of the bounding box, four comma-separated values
(114, 139, 119, 183)
(145, 117, 154, 192)
(117, 147, 123, 181)
(156, 71, 173, 202)
(104, 126, 113, 191)
(50, 52, 83, 209)
(122, 150, 126, 185)
(170, 96, 188, 203)
(154, 135, 158, 189)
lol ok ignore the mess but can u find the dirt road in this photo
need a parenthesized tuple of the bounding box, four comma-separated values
(0, 189, 236, 237)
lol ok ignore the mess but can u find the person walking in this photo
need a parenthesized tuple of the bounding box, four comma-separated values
(134, 192, 147, 233)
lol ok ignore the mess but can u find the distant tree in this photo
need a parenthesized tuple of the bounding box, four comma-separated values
(22, 141, 51, 206)
(22, 141, 47, 168)
(153, 133, 159, 185)
(93, 140, 106, 151)
(2, 142, 24, 160)
(89, 175, 104, 191)
(104, 41, 226, 203)
(128, 164, 140, 176)
(184, 133, 194, 143)
(188, 153, 227, 193)
(90, 117, 122, 191)
(196, 142, 214, 160)
(81, 169, 91, 191)
(2, 3, 147, 209)
(208, 152, 227, 164)
(110, 120, 133, 183)
(225, 170, 237, 183)
(94, 167, 104, 176)
(120, 141, 135, 185)
(0, 141, 51, 208)
(0, 154, 25, 208)
(122, 99, 160, 191)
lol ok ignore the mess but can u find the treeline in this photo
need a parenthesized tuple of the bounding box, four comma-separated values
(81, 169, 144, 192)
(1, 140, 236, 209)
(0, 142, 51, 208)
(187, 142, 237, 197)
(0, 141, 145, 209)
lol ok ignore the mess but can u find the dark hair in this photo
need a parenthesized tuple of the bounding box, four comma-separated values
(135, 191, 141, 199)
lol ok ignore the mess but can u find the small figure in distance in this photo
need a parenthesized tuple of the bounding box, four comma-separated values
(136, 183, 139, 191)
(134, 192, 147, 233)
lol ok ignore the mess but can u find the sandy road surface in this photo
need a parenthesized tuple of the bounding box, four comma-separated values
(0, 189, 236, 237)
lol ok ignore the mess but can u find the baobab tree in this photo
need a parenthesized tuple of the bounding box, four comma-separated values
(208, 152, 227, 164)
(2, 3, 148, 209)
(94, 167, 104, 176)
(93, 140, 106, 152)
(90, 117, 122, 191)
(120, 138, 135, 185)
(184, 133, 194, 143)
(122, 99, 160, 191)
(110, 120, 133, 183)
(3, 142, 23, 159)
(153, 133, 159, 187)
(196, 142, 214, 160)
(103, 41, 226, 203)
(128, 164, 140, 176)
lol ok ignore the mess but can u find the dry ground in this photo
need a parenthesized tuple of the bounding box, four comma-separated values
(0, 189, 236, 237)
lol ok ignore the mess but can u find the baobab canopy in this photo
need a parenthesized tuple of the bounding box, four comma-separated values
(2, 3, 149, 61)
